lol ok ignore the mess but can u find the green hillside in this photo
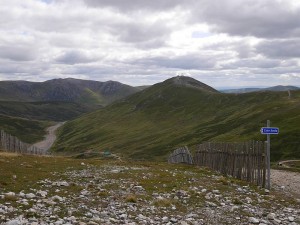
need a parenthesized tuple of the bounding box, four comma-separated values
(52, 76, 300, 161)
(0, 78, 138, 106)
(0, 101, 100, 121)
(0, 115, 53, 144)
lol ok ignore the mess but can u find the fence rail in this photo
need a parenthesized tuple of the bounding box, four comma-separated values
(169, 141, 268, 188)
(0, 130, 47, 155)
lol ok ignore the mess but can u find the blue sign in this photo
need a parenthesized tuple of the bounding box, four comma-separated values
(260, 127, 279, 134)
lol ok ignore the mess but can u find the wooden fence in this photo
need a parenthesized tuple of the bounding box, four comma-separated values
(0, 130, 47, 155)
(168, 146, 194, 164)
(194, 141, 267, 188)
(168, 141, 268, 188)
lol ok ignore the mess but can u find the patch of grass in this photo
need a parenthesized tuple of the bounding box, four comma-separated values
(153, 198, 174, 207)
(125, 194, 137, 203)
(233, 198, 243, 205)
(218, 177, 230, 185)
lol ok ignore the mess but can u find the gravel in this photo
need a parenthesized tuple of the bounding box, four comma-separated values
(0, 164, 299, 225)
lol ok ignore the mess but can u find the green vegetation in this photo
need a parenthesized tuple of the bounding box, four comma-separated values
(53, 77, 300, 161)
(0, 101, 99, 121)
(272, 160, 300, 173)
(0, 114, 53, 143)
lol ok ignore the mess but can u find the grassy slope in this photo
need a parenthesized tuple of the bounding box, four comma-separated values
(0, 114, 53, 143)
(53, 81, 300, 161)
(0, 101, 101, 122)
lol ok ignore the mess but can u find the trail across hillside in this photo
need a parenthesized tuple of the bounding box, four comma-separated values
(33, 122, 64, 153)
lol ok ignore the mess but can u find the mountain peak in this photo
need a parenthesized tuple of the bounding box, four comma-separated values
(166, 76, 219, 93)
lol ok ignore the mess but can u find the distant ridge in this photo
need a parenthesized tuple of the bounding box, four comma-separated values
(222, 85, 299, 93)
(0, 78, 139, 106)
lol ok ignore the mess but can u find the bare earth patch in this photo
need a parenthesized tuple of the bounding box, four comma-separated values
(271, 169, 300, 198)
(33, 122, 64, 153)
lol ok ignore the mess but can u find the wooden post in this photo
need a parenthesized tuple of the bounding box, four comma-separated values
(266, 120, 271, 190)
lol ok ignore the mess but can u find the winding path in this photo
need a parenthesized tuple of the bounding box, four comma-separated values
(33, 122, 64, 153)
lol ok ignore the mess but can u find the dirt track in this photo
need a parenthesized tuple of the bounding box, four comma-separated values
(271, 169, 300, 198)
(33, 122, 64, 153)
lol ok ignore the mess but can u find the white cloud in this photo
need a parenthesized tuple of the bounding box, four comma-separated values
(0, 0, 299, 87)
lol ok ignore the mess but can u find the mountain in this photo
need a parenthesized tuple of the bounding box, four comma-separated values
(264, 85, 299, 92)
(0, 78, 139, 106)
(222, 85, 299, 93)
(0, 78, 140, 143)
(52, 76, 300, 161)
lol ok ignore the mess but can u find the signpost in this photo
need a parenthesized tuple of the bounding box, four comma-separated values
(260, 127, 279, 135)
(260, 120, 279, 190)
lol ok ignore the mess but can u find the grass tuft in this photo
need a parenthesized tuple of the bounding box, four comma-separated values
(125, 194, 138, 203)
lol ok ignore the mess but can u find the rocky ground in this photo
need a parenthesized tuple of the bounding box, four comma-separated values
(271, 169, 300, 198)
(0, 155, 299, 225)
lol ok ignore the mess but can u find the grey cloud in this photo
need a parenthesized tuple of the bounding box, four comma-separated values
(192, 0, 300, 38)
(110, 21, 170, 48)
(0, 45, 37, 61)
(257, 39, 300, 58)
(222, 58, 281, 69)
(55, 50, 97, 65)
(133, 54, 216, 70)
(83, 0, 189, 12)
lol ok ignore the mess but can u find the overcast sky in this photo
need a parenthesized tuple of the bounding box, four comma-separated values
(1, 0, 300, 88)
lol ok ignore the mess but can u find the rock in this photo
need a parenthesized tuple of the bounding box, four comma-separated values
(4, 192, 16, 199)
(162, 216, 169, 223)
(119, 214, 127, 220)
(36, 190, 47, 197)
(52, 195, 63, 202)
(288, 216, 294, 222)
(245, 197, 252, 203)
(87, 222, 98, 225)
(206, 201, 217, 207)
(170, 218, 177, 223)
(230, 206, 239, 212)
(25, 193, 36, 199)
(212, 190, 220, 194)
(5, 220, 20, 225)
(54, 181, 69, 187)
(267, 213, 276, 220)
(249, 217, 260, 224)
(133, 186, 145, 192)
(80, 190, 89, 196)
(273, 218, 281, 224)
(180, 222, 188, 225)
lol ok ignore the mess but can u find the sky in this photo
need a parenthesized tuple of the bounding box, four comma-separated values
(1, 0, 300, 88)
